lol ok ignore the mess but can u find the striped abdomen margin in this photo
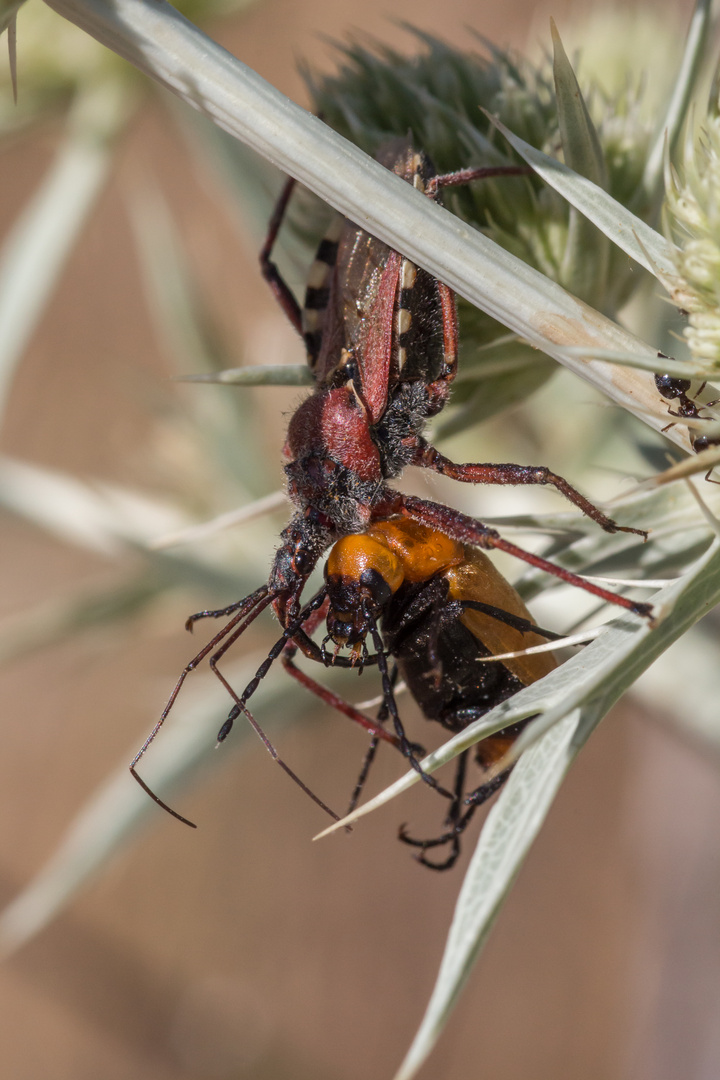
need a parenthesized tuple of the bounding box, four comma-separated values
(394, 151, 425, 374)
(301, 217, 343, 368)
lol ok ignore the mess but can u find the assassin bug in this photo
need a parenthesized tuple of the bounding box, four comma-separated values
(131, 138, 653, 823)
(263, 138, 649, 621)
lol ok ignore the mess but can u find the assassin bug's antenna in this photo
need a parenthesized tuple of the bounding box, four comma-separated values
(132, 582, 425, 831)
(132, 587, 344, 828)
(130, 584, 274, 827)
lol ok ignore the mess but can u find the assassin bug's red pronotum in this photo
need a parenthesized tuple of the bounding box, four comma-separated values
(131, 138, 653, 826)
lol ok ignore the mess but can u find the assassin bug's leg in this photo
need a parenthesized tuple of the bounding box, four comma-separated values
(130, 584, 273, 827)
(206, 589, 342, 821)
(185, 598, 255, 632)
(259, 174, 303, 334)
(425, 163, 532, 199)
(221, 690, 340, 821)
(410, 443, 648, 539)
(377, 492, 654, 620)
(280, 637, 403, 748)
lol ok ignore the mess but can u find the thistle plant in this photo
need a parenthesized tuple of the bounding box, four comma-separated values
(0, 2, 719, 1078)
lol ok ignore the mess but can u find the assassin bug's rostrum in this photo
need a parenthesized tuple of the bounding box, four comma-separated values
(131, 138, 653, 827)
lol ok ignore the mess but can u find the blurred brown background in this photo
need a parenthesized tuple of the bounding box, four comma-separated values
(2, 1, 720, 1079)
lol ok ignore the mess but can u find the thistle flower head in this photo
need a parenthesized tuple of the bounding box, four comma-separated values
(665, 89, 720, 369)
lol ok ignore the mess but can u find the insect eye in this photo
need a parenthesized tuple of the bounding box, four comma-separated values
(293, 546, 314, 576)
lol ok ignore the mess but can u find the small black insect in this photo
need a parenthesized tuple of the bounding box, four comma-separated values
(654, 355, 720, 467)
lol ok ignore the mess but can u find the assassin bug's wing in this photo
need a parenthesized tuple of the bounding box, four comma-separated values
(334, 224, 397, 421)
(301, 206, 398, 416)
(331, 139, 418, 419)
(303, 139, 452, 423)
(345, 143, 453, 420)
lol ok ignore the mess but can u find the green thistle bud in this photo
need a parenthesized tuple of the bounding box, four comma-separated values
(306, 30, 662, 427)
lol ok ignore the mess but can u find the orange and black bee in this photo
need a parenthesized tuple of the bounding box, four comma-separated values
(319, 518, 558, 868)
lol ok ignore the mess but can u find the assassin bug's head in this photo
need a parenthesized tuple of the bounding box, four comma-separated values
(269, 510, 333, 624)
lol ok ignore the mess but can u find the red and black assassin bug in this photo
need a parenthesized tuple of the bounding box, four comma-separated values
(320, 516, 560, 869)
(131, 138, 652, 824)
